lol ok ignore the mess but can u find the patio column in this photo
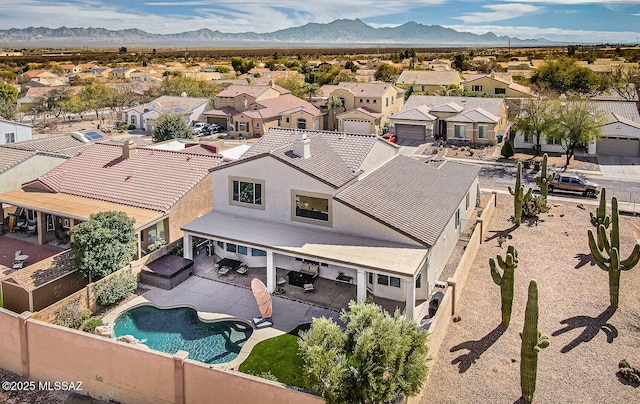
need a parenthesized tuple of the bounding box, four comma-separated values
(356, 269, 366, 303)
(266, 250, 275, 293)
(36, 211, 45, 245)
(183, 233, 193, 260)
(405, 277, 416, 320)
(137, 231, 142, 259)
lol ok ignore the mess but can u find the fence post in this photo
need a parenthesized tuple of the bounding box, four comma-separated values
(492, 191, 497, 207)
(173, 350, 189, 404)
(19, 311, 32, 378)
(447, 278, 457, 316)
(477, 219, 484, 243)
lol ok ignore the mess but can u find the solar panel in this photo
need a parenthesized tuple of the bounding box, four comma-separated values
(83, 131, 104, 141)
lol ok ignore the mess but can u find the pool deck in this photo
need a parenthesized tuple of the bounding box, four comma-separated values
(103, 275, 342, 370)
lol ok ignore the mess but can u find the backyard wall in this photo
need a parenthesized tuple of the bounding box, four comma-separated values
(0, 308, 323, 404)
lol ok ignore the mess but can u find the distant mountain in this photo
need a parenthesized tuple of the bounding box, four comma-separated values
(0, 19, 554, 47)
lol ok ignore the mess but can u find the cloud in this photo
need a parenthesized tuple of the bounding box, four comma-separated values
(445, 23, 640, 42)
(456, 3, 543, 23)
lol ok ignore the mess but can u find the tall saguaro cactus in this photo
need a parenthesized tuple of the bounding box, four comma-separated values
(588, 196, 640, 308)
(490, 245, 518, 327)
(520, 280, 550, 403)
(590, 188, 611, 229)
(534, 153, 555, 199)
(509, 162, 533, 226)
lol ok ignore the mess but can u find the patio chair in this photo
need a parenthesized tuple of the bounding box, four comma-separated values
(26, 224, 37, 236)
(304, 283, 315, 293)
(13, 260, 24, 270)
(217, 266, 230, 276)
(14, 250, 22, 260)
(236, 265, 248, 276)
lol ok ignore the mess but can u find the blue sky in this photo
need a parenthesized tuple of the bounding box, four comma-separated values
(1, 0, 639, 42)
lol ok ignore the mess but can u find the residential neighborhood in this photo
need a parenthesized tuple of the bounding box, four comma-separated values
(1, 33, 640, 404)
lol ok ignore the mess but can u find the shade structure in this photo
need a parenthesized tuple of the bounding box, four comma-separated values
(251, 278, 272, 319)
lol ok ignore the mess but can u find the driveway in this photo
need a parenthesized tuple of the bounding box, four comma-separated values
(597, 155, 640, 181)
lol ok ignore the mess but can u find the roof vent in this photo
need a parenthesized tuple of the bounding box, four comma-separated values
(292, 131, 311, 159)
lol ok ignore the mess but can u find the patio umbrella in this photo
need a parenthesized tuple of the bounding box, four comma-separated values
(251, 278, 272, 320)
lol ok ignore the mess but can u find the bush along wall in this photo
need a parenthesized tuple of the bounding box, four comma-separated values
(94, 270, 138, 307)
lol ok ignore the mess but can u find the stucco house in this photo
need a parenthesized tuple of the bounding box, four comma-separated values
(181, 128, 480, 320)
(462, 74, 535, 98)
(396, 70, 462, 94)
(121, 95, 211, 132)
(109, 67, 137, 80)
(0, 118, 33, 145)
(0, 141, 223, 256)
(389, 95, 508, 144)
(513, 100, 640, 157)
(323, 82, 405, 133)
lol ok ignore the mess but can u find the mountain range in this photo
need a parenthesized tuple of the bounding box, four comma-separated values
(0, 19, 554, 47)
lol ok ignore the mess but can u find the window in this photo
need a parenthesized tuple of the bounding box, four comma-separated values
(386, 98, 389, 107)
(241, 99, 248, 108)
(27, 209, 36, 222)
(366, 99, 370, 103)
(368, 273, 373, 284)
(359, 98, 363, 103)
(285, 117, 290, 123)
(472, 85, 483, 92)
(252, 248, 267, 256)
(478, 125, 488, 139)
(523, 133, 532, 142)
(4, 132, 15, 143)
(146, 221, 165, 243)
(255, 122, 260, 128)
(237, 245, 248, 255)
(415, 273, 422, 289)
(217, 241, 224, 248)
(378, 274, 401, 288)
(391, 96, 394, 103)
(466, 192, 470, 210)
(297, 118, 307, 129)
(547, 136, 560, 145)
(231, 177, 264, 208)
(495, 88, 506, 95)
(454, 124, 466, 138)
(226, 243, 237, 253)
(373, 99, 377, 104)
(62, 218, 71, 229)
(46, 214, 54, 232)
(293, 191, 331, 225)
(455, 209, 460, 229)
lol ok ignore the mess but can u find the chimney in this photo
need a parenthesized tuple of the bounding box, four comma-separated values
(292, 131, 311, 158)
(122, 139, 137, 158)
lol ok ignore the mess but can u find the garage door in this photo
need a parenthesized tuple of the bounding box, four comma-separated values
(597, 137, 640, 157)
(206, 117, 228, 130)
(344, 120, 372, 134)
(395, 124, 427, 141)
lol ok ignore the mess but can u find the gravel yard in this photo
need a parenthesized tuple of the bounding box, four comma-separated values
(422, 196, 640, 403)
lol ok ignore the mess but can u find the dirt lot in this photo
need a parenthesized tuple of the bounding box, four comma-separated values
(422, 196, 640, 403)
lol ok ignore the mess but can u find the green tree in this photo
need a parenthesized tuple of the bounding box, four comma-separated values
(374, 64, 401, 82)
(452, 53, 471, 71)
(152, 113, 193, 143)
(299, 301, 429, 404)
(302, 82, 320, 100)
(80, 82, 113, 120)
(512, 97, 556, 155)
(43, 87, 71, 118)
(0, 83, 19, 103)
(602, 65, 640, 102)
(547, 99, 604, 167)
(0, 99, 16, 120)
(344, 59, 359, 73)
(118, 47, 128, 55)
(69, 211, 136, 283)
(531, 57, 599, 95)
(275, 74, 306, 98)
(61, 94, 90, 120)
(231, 57, 255, 75)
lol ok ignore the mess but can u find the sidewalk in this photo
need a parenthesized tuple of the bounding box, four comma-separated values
(444, 156, 602, 178)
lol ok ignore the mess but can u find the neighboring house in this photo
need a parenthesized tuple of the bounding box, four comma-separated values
(181, 128, 480, 320)
(16, 86, 82, 110)
(462, 74, 535, 98)
(89, 67, 112, 78)
(121, 95, 211, 132)
(513, 100, 640, 157)
(0, 118, 33, 145)
(109, 67, 137, 80)
(0, 141, 224, 256)
(390, 95, 508, 144)
(58, 64, 81, 74)
(424, 59, 452, 71)
(324, 82, 405, 133)
(129, 71, 163, 83)
(396, 70, 462, 94)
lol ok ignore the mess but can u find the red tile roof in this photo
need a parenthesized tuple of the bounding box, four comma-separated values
(29, 142, 224, 212)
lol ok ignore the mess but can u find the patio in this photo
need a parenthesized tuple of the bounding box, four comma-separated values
(190, 251, 405, 315)
(0, 234, 66, 277)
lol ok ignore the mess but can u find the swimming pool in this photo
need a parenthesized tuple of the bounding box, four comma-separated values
(113, 304, 253, 364)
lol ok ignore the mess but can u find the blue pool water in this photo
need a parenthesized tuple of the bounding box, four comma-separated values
(113, 305, 253, 364)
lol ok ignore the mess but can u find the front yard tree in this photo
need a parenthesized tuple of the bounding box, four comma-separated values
(153, 113, 192, 143)
(512, 98, 556, 155)
(546, 99, 604, 167)
(299, 301, 429, 404)
(374, 64, 401, 83)
(69, 211, 136, 283)
(531, 57, 599, 95)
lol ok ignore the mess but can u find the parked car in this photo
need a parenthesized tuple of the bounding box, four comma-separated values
(199, 124, 221, 136)
(192, 122, 208, 134)
(383, 133, 398, 143)
(547, 174, 599, 198)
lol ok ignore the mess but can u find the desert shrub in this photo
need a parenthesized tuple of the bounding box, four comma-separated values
(523, 194, 550, 217)
(54, 298, 92, 329)
(82, 318, 103, 333)
(501, 141, 515, 159)
(95, 271, 137, 307)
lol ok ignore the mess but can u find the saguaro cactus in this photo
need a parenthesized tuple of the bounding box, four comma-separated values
(520, 280, 550, 403)
(588, 196, 640, 308)
(509, 162, 533, 226)
(534, 153, 555, 199)
(490, 245, 518, 327)
(590, 188, 611, 229)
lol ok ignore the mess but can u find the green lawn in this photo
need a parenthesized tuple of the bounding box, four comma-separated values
(238, 324, 310, 387)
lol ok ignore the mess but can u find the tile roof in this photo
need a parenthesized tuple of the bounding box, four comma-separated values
(241, 94, 323, 119)
(233, 128, 378, 188)
(445, 108, 500, 123)
(0, 117, 32, 128)
(129, 95, 210, 115)
(335, 157, 480, 247)
(592, 101, 640, 122)
(601, 113, 640, 129)
(23, 86, 82, 99)
(203, 106, 237, 117)
(0, 148, 36, 174)
(216, 84, 290, 99)
(334, 82, 400, 98)
(405, 95, 505, 118)
(337, 107, 384, 119)
(9, 250, 76, 291)
(2, 134, 91, 157)
(29, 142, 224, 212)
(396, 70, 461, 86)
(391, 105, 437, 121)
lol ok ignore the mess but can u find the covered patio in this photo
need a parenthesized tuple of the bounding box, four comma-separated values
(182, 210, 429, 319)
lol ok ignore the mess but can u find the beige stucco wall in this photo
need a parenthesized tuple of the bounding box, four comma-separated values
(463, 77, 530, 98)
(166, 172, 213, 245)
(0, 309, 22, 374)
(447, 122, 498, 145)
(0, 154, 67, 194)
(337, 109, 378, 134)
